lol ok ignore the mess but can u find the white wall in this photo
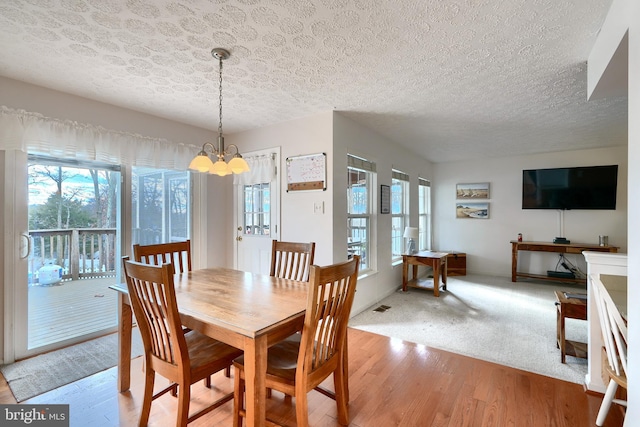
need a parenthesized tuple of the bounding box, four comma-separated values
(332, 112, 436, 316)
(434, 146, 628, 277)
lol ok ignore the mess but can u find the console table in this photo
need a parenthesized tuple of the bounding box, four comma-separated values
(510, 241, 618, 284)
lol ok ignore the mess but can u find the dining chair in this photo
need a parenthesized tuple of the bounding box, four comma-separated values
(132, 240, 192, 273)
(270, 240, 316, 282)
(133, 240, 232, 380)
(592, 275, 627, 426)
(122, 257, 243, 426)
(233, 255, 360, 427)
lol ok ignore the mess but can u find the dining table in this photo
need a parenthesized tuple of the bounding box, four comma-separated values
(110, 267, 308, 427)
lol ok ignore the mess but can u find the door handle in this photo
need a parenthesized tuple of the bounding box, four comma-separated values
(20, 233, 31, 259)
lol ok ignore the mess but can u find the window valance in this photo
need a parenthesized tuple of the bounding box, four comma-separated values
(0, 106, 198, 169)
(233, 154, 276, 186)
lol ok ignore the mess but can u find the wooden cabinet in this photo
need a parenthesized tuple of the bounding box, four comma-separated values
(447, 252, 466, 276)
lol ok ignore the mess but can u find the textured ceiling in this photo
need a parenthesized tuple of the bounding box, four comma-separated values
(0, 0, 627, 163)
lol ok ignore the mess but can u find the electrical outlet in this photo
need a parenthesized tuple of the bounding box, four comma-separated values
(313, 201, 324, 214)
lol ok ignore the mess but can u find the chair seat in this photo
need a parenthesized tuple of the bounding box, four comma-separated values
(185, 330, 243, 382)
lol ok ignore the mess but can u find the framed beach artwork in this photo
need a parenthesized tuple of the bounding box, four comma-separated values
(456, 182, 490, 199)
(456, 202, 490, 219)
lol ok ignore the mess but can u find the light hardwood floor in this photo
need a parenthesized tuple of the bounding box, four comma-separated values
(0, 328, 623, 426)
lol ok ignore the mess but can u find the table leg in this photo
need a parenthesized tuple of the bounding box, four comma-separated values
(433, 259, 440, 297)
(402, 260, 409, 291)
(117, 293, 132, 392)
(511, 243, 518, 282)
(558, 305, 566, 363)
(442, 257, 447, 291)
(243, 335, 268, 427)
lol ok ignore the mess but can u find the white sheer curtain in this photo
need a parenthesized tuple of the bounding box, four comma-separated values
(233, 154, 276, 186)
(0, 106, 197, 169)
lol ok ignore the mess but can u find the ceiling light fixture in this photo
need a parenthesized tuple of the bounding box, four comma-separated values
(189, 48, 249, 176)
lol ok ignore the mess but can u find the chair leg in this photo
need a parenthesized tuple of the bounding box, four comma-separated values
(176, 382, 190, 427)
(233, 368, 244, 427)
(343, 335, 350, 403)
(139, 365, 155, 427)
(205, 375, 212, 388)
(334, 365, 349, 425)
(596, 380, 619, 426)
(225, 366, 231, 378)
(294, 385, 310, 427)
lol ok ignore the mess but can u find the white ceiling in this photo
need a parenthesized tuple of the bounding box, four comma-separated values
(0, 0, 628, 163)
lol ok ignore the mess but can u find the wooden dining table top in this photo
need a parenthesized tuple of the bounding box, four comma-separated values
(111, 267, 309, 342)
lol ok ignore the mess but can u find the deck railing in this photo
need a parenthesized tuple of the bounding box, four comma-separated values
(28, 228, 117, 284)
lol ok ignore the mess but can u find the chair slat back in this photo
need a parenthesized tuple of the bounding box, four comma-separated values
(299, 256, 359, 374)
(133, 240, 192, 274)
(592, 275, 627, 378)
(270, 240, 316, 282)
(122, 257, 187, 369)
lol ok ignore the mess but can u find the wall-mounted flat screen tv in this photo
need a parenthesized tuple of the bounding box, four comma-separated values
(522, 165, 618, 210)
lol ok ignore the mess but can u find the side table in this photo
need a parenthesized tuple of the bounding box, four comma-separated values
(554, 290, 588, 363)
(402, 251, 448, 297)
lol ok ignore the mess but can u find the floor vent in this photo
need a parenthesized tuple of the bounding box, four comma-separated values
(373, 305, 391, 312)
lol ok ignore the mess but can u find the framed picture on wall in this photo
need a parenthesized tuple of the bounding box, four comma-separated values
(456, 202, 489, 219)
(380, 185, 390, 214)
(456, 182, 490, 199)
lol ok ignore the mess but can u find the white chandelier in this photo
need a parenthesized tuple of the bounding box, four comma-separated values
(189, 48, 249, 176)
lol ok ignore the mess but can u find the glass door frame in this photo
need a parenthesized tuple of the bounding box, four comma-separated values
(6, 153, 124, 361)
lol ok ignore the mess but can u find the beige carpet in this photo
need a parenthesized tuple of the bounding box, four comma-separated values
(1, 331, 144, 402)
(349, 274, 588, 384)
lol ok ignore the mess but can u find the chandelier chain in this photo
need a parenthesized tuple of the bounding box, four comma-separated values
(218, 55, 223, 138)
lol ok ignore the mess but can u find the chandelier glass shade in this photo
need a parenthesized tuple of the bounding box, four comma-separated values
(188, 48, 249, 176)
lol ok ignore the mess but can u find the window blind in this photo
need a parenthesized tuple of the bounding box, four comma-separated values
(392, 169, 409, 181)
(347, 154, 376, 172)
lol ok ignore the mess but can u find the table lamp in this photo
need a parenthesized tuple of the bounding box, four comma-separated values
(403, 227, 419, 254)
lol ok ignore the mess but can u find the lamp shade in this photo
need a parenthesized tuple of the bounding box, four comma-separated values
(228, 156, 250, 174)
(210, 159, 231, 176)
(403, 227, 419, 239)
(189, 153, 215, 173)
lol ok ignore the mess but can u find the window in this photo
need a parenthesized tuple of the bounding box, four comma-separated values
(243, 183, 271, 236)
(347, 154, 376, 271)
(132, 167, 191, 245)
(419, 178, 431, 251)
(391, 169, 409, 261)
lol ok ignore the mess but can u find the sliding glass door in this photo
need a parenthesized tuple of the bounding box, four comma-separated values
(15, 155, 122, 359)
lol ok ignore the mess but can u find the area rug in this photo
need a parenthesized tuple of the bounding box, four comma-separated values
(1, 331, 144, 402)
(349, 274, 588, 384)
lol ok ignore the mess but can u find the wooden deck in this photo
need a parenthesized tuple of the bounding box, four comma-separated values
(28, 276, 119, 349)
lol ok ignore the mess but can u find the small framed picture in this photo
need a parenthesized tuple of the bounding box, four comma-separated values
(380, 185, 390, 214)
(456, 182, 490, 199)
(456, 202, 489, 219)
